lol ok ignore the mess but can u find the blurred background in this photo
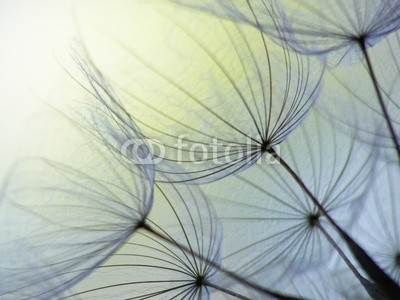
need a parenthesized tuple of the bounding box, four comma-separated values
(0, 0, 168, 181)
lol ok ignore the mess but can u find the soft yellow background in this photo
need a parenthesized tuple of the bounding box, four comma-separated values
(0, 0, 170, 181)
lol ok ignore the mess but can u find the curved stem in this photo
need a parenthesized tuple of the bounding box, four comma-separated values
(317, 224, 383, 300)
(205, 281, 252, 300)
(267, 148, 400, 299)
(359, 39, 400, 163)
(317, 224, 362, 281)
(142, 223, 302, 300)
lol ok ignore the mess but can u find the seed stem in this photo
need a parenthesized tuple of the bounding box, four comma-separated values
(359, 39, 400, 163)
(142, 223, 302, 300)
(204, 281, 252, 300)
(317, 224, 383, 300)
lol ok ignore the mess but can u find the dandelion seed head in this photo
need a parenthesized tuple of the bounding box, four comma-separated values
(394, 253, 400, 267)
(306, 212, 320, 228)
(273, 0, 400, 64)
(85, 7, 324, 183)
(0, 116, 155, 298)
(69, 182, 223, 299)
(164, 0, 400, 64)
(260, 140, 271, 152)
(316, 29, 400, 158)
(201, 110, 376, 285)
(195, 275, 205, 287)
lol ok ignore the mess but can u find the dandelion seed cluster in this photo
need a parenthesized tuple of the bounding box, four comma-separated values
(2, 0, 400, 299)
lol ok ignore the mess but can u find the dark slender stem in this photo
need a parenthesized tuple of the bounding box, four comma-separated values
(317, 225, 361, 279)
(268, 148, 400, 299)
(205, 281, 252, 300)
(317, 224, 383, 300)
(359, 40, 400, 163)
(142, 223, 303, 300)
(267, 149, 334, 223)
